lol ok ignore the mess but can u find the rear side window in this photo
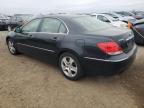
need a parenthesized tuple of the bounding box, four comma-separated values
(40, 18, 61, 33)
(72, 16, 111, 32)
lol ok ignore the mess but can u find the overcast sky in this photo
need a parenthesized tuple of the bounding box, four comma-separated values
(0, 0, 144, 15)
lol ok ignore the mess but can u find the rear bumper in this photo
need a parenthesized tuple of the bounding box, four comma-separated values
(82, 45, 137, 75)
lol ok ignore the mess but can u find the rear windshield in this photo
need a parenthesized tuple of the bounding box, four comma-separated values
(72, 16, 111, 32)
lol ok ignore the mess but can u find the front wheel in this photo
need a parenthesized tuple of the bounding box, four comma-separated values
(7, 39, 19, 55)
(8, 26, 12, 32)
(59, 53, 83, 81)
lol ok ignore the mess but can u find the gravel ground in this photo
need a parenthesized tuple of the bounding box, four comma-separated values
(0, 31, 144, 108)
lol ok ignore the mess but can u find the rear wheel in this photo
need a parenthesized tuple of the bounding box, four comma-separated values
(59, 53, 83, 81)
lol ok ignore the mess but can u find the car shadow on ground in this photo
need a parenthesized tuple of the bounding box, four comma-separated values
(19, 50, 144, 108)
(83, 46, 144, 108)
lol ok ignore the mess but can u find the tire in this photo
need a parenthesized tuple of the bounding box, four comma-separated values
(7, 39, 19, 55)
(59, 52, 83, 81)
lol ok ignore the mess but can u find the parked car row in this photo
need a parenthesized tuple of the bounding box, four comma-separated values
(91, 11, 138, 28)
(0, 14, 9, 30)
(92, 12, 137, 24)
(0, 14, 33, 31)
(90, 11, 144, 45)
(6, 14, 137, 80)
(91, 13, 128, 28)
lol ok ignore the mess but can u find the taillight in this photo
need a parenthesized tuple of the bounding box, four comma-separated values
(97, 41, 123, 55)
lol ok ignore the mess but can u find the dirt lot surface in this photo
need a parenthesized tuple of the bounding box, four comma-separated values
(0, 31, 144, 108)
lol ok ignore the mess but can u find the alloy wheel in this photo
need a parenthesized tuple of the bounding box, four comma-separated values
(61, 56, 78, 77)
(8, 40, 16, 54)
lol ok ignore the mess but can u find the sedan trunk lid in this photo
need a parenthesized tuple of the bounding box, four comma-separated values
(84, 28, 135, 53)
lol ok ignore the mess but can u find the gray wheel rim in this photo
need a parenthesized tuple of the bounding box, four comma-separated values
(61, 56, 78, 77)
(8, 26, 11, 31)
(8, 41, 15, 54)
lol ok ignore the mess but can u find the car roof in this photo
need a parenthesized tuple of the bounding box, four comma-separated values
(36, 14, 88, 20)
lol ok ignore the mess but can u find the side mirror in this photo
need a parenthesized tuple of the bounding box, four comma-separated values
(14, 27, 22, 33)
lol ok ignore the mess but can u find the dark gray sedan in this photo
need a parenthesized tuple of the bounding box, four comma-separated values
(6, 15, 137, 80)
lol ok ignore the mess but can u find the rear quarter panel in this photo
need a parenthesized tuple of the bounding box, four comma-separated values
(83, 36, 111, 59)
(58, 35, 85, 57)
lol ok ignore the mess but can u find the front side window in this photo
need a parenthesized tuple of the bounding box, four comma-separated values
(59, 23, 67, 33)
(22, 19, 41, 32)
(40, 18, 61, 33)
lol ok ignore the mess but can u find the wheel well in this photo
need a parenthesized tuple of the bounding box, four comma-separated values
(57, 50, 84, 75)
(57, 50, 80, 61)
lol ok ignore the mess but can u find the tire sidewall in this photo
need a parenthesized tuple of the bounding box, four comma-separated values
(8, 26, 11, 32)
(59, 53, 83, 81)
(7, 39, 17, 55)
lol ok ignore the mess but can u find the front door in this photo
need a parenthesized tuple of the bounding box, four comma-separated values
(15, 18, 42, 55)
(28, 17, 68, 61)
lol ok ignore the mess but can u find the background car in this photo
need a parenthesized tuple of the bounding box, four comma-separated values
(0, 14, 9, 30)
(115, 11, 143, 20)
(6, 15, 137, 80)
(7, 14, 33, 31)
(129, 19, 144, 45)
(91, 13, 128, 28)
(131, 10, 144, 19)
(106, 12, 137, 23)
